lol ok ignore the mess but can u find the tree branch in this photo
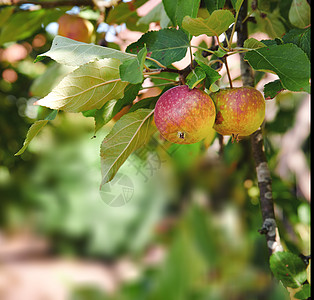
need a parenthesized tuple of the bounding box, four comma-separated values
(1, 0, 94, 7)
(236, 0, 283, 255)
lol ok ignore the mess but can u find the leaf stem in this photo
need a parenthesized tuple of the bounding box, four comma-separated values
(215, 35, 230, 52)
(145, 76, 178, 82)
(223, 56, 233, 88)
(189, 45, 194, 69)
(228, 1, 245, 49)
(145, 57, 166, 69)
(190, 45, 216, 55)
(140, 82, 179, 90)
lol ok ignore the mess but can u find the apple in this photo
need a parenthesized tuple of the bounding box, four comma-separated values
(210, 87, 265, 141)
(154, 85, 216, 144)
(57, 14, 94, 43)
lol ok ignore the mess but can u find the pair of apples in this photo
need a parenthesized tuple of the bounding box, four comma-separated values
(154, 85, 265, 144)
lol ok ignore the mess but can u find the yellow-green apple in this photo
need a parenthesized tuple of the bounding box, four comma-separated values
(210, 87, 265, 141)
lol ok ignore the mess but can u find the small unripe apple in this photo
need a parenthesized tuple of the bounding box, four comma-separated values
(210, 87, 265, 139)
(154, 85, 216, 144)
(57, 14, 94, 43)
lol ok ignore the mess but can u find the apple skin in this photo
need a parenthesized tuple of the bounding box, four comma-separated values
(210, 87, 265, 137)
(57, 14, 94, 43)
(154, 85, 216, 144)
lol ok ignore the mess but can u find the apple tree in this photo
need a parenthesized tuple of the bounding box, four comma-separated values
(1, 0, 310, 298)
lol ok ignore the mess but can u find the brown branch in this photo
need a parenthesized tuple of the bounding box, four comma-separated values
(236, 0, 283, 255)
(2, 0, 94, 7)
(1, 0, 123, 9)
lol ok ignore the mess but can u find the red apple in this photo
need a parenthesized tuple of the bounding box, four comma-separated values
(210, 87, 265, 140)
(57, 14, 94, 43)
(154, 85, 216, 144)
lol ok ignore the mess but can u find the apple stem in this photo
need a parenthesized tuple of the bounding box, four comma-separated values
(189, 45, 194, 70)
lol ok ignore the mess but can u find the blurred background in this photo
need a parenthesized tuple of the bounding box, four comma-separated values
(0, 0, 310, 299)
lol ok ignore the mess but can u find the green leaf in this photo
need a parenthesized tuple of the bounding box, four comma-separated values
(30, 62, 75, 98)
(15, 110, 58, 156)
(0, 6, 14, 28)
(282, 27, 311, 60)
(294, 284, 311, 299)
(129, 96, 159, 112)
(263, 79, 284, 99)
(15, 121, 48, 156)
(119, 46, 147, 84)
(213, 47, 228, 57)
(186, 67, 206, 89)
(176, 0, 201, 28)
(162, 0, 200, 28)
(231, 0, 244, 11)
(100, 109, 155, 185)
(289, 0, 311, 28)
(196, 61, 222, 89)
(36, 35, 135, 66)
(182, 10, 235, 37)
(94, 100, 117, 133)
(112, 83, 142, 115)
(105, 0, 147, 24)
(203, 0, 225, 14)
(255, 9, 286, 39)
(270, 251, 307, 288)
(35, 58, 128, 113)
(0, 10, 45, 45)
(94, 83, 142, 133)
(244, 43, 311, 93)
(243, 38, 267, 49)
(126, 28, 189, 67)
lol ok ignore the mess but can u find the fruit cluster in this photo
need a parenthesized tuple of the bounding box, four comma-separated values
(154, 85, 265, 144)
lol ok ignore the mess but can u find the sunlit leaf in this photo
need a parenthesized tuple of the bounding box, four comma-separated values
(36, 35, 135, 66)
(30, 62, 75, 98)
(289, 0, 311, 28)
(182, 10, 235, 37)
(15, 110, 58, 156)
(35, 58, 128, 113)
(100, 109, 155, 185)
(243, 38, 267, 49)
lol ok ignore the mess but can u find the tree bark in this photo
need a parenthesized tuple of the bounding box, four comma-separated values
(236, 0, 283, 255)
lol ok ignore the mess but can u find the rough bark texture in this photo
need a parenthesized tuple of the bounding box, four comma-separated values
(236, 0, 283, 255)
